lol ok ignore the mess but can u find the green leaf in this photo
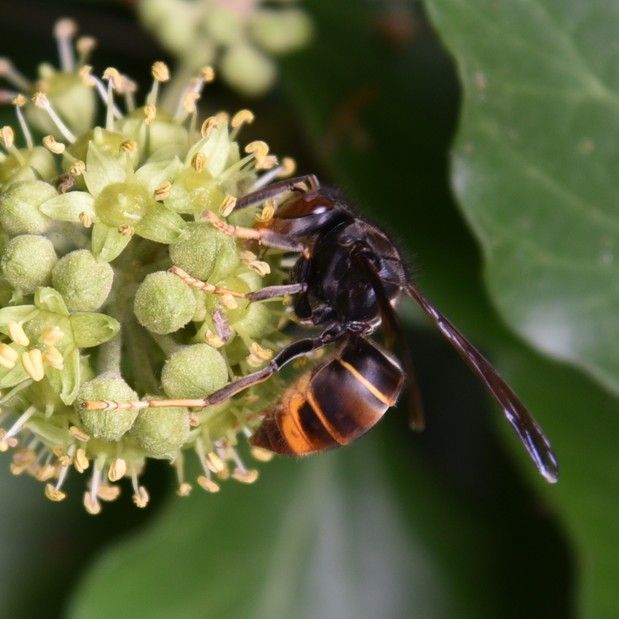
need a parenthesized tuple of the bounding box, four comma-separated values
(135, 203, 187, 244)
(46, 346, 80, 405)
(34, 287, 69, 316)
(40, 191, 95, 223)
(68, 449, 485, 619)
(91, 222, 131, 263)
(424, 0, 619, 396)
(83, 141, 127, 197)
(70, 313, 120, 348)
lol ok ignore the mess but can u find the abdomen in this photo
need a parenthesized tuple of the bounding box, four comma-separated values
(250, 337, 405, 455)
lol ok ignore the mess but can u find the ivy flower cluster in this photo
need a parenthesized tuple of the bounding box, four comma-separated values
(139, 0, 313, 96)
(0, 19, 295, 513)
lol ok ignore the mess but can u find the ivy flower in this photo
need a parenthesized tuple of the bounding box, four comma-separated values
(0, 20, 294, 513)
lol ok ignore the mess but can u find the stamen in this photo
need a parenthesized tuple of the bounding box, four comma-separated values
(230, 109, 255, 140)
(0, 343, 18, 369)
(108, 457, 127, 482)
(131, 471, 149, 508)
(84, 457, 103, 514)
(228, 448, 259, 484)
(0, 125, 14, 150)
(147, 61, 170, 106)
(69, 160, 86, 176)
(79, 212, 93, 228)
(174, 453, 192, 496)
(69, 425, 90, 442)
(143, 104, 157, 126)
(10, 447, 37, 475)
(246, 342, 273, 368)
(21, 349, 45, 382)
(118, 224, 135, 237)
(12, 95, 33, 150)
(154, 181, 172, 202)
(191, 152, 206, 172)
(200, 115, 220, 138)
(194, 439, 221, 493)
(8, 320, 30, 346)
(250, 445, 274, 462)
(256, 199, 276, 223)
(45, 482, 66, 502)
(120, 139, 138, 155)
(53, 18, 78, 72)
(43, 135, 66, 155)
(74, 447, 89, 473)
(219, 195, 237, 217)
(0, 58, 31, 91)
(201, 66, 215, 83)
(76, 36, 97, 65)
(32, 92, 76, 143)
(43, 346, 64, 371)
(97, 483, 121, 501)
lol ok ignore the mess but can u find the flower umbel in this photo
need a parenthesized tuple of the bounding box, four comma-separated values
(0, 20, 296, 513)
(138, 0, 314, 96)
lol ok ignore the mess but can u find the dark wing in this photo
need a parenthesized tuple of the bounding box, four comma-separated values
(353, 251, 426, 431)
(405, 282, 559, 483)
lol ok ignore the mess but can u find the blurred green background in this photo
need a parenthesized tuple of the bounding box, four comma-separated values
(0, 0, 617, 617)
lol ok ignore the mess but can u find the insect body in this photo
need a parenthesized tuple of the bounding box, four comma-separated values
(84, 175, 559, 483)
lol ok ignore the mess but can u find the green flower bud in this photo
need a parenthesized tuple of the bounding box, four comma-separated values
(52, 250, 114, 311)
(134, 271, 196, 335)
(233, 300, 276, 339)
(204, 7, 245, 46)
(130, 404, 190, 458)
(1, 235, 58, 293)
(77, 374, 139, 441)
(220, 44, 276, 97)
(250, 9, 314, 54)
(161, 344, 227, 398)
(0, 181, 56, 235)
(169, 223, 240, 281)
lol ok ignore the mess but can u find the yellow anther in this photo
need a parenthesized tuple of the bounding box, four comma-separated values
(21, 349, 45, 382)
(32, 91, 49, 108)
(69, 160, 86, 176)
(102, 66, 123, 89)
(204, 330, 225, 349)
(54, 17, 77, 40)
(248, 260, 271, 277)
(232, 468, 259, 484)
(119, 76, 137, 94)
(0, 343, 18, 369)
(83, 491, 101, 515)
(45, 483, 67, 502)
(143, 103, 157, 125)
(278, 157, 297, 177)
(35, 464, 56, 481)
(256, 199, 276, 223)
(0, 125, 15, 149)
(79, 211, 93, 228)
(78, 65, 95, 86)
(231, 109, 255, 128)
(154, 181, 172, 202)
(151, 61, 170, 82)
(76, 36, 97, 56)
(250, 342, 273, 361)
(132, 486, 149, 508)
(200, 116, 219, 138)
(206, 451, 225, 474)
(120, 139, 137, 154)
(12, 94, 27, 107)
(97, 484, 121, 502)
(74, 448, 89, 473)
(219, 195, 237, 217)
(10, 448, 36, 475)
(118, 224, 135, 237)
(250, 446, 274, 462)
(188, 413, 200, 428)
(191, 152, 206, 172)
(42, 326, 64, 347)
(69, 425, 90, 442)
(201, 66, 215, 82)
(197, 476, 220, 493)
(177, 482, 192, 497)
(257, 154, 279, 170)
(214, 111, 229, 125)
(8, 320, 29, 346)
(58, 453, 73, 467)
(220, 294, 238, 310)
(108, 458, 127, 482)
(43, 346, 64, 371)
(43, 134, 65, 154)
(182, 91, 200, 114)
(245, 140, 269, 160)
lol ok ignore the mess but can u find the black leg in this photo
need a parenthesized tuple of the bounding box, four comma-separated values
(80, 324, 346, 411)
(234, 174, 320, 211)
